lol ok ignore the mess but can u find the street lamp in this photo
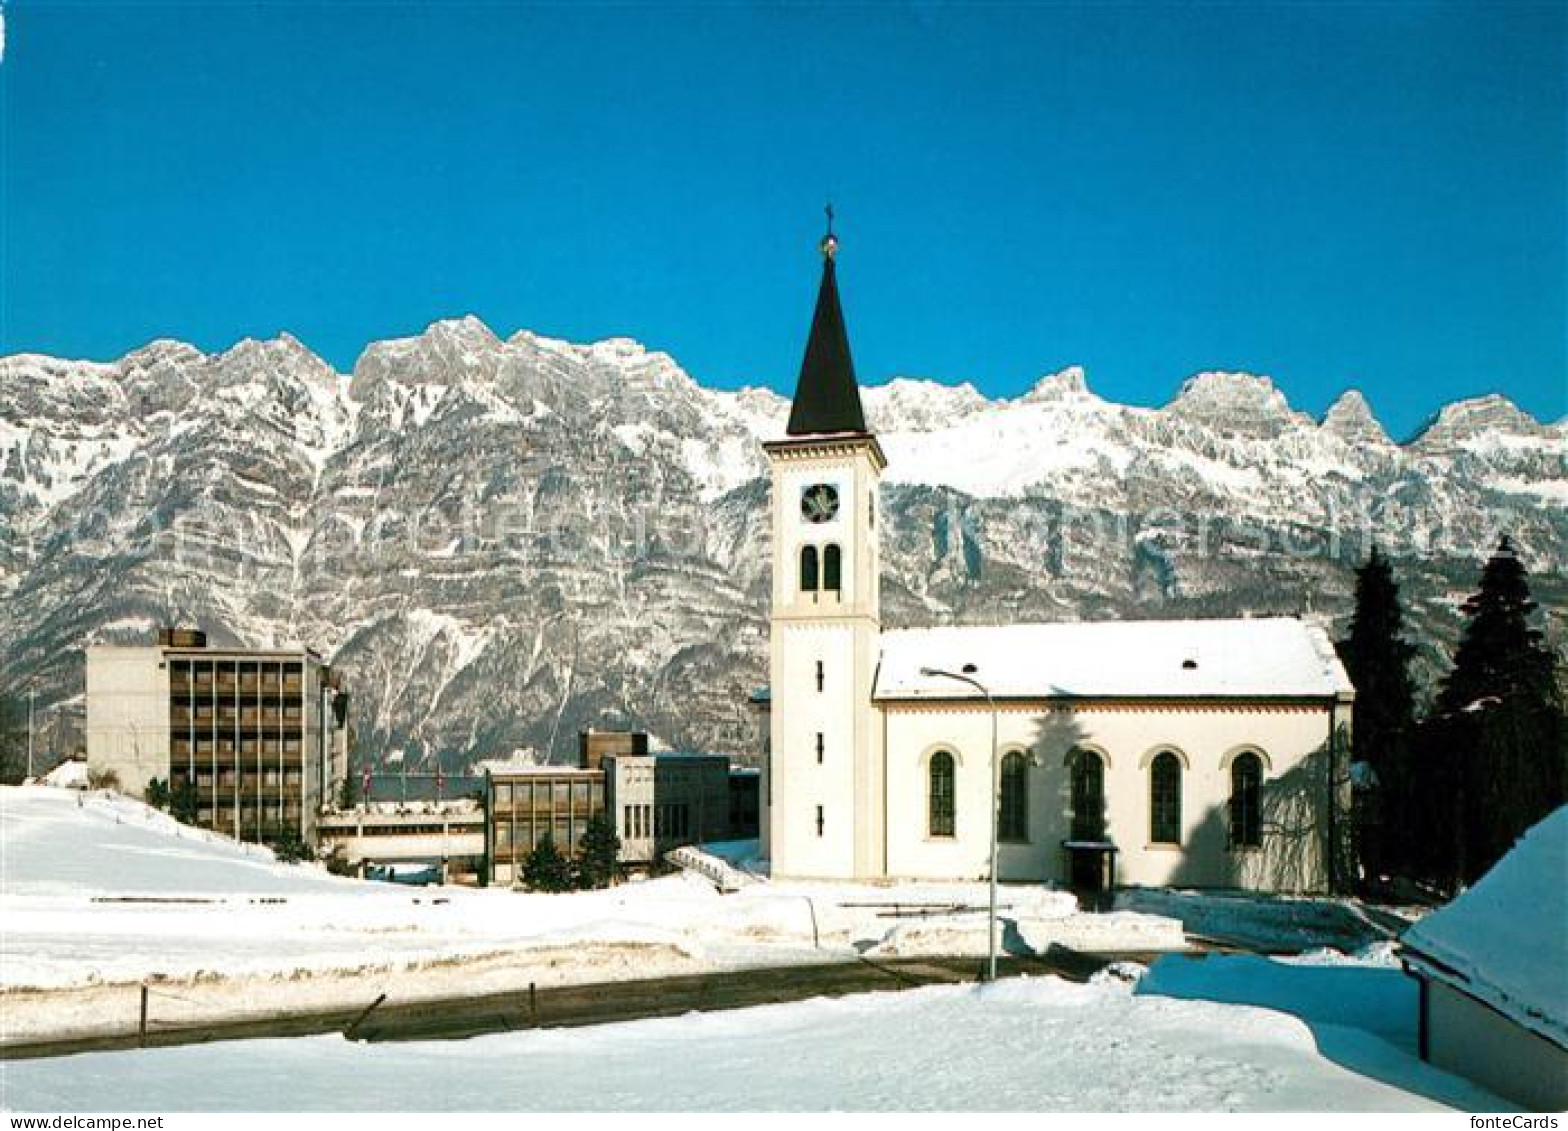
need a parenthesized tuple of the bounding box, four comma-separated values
(920, 663, 1000, 983)
(26, 686, 36, 781)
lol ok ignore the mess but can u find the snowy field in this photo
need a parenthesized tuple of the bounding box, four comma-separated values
(0, 786, 1176, 1041)
(2, 960, 1506, 1111)
(0, 784, 1513, 1111)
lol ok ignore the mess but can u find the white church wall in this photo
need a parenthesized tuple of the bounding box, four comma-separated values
(881, 701, 1338, 891)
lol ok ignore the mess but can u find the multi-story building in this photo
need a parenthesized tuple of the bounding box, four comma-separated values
(482, 734, 743, 886)
(604, 752, 730, 865)
(483, 762, 606, 887)
(86, 629, 350, 847)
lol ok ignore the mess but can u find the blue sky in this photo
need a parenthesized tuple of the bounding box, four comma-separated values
(2, 1, 1562, 436)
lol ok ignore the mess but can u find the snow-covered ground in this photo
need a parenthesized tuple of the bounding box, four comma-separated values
(0, 786, 1177, 1042)
(0, 785, 1513, 1111)
(2, 957, 1507, 1111)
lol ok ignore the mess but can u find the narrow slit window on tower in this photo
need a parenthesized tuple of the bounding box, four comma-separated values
(816, 661, 824, 692)
(816, 806, 825, 837)
(823, 544, 842, 592)
(799, 545, 820, 593)
(816, 732, 824, 764)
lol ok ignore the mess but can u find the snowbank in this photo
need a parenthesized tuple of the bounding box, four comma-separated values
(39, 759, 88, 790)
(1116, 886, 1397, 953)
(1402, 806, 1568, 1047)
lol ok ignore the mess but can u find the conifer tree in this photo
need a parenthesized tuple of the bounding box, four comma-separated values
(575, 813, 622, 890)
(1433, 537, 1565, 886)
(521, 834, 574, 892)
(1337, 546, 1417, 882)
(170, 778, 199, 824)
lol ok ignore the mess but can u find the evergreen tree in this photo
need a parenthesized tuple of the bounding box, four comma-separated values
(0, 693, 25, 785)
(337, 765, 359, 810)
(575, 813, 622, 890)
(521, 835, 574, 892)
(1433, 537, 1565, 887)
(145, 777, 171, 811)
(170, 778, 199, 824)
(1337, 546, 1418, 883)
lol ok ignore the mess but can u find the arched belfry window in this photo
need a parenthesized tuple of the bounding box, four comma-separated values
(823, 544, 842, 593)
(1230, 753, 1263, 848)
(928, 751, 956, 838)
(1069, 749, 1106, 842)
(799, 546, 819, 593)
(1149, 752, 1182, 845)
(999, 752, 1029, 842)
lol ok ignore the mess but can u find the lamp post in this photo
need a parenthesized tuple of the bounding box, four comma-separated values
(920, 663, 1000, 983)
(27, 687, 37, 781)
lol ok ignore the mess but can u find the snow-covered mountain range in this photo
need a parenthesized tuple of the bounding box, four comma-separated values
(3, 317, 1564, 768)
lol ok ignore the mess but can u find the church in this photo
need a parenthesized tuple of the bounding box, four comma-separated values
(759, 221, 1356, 894)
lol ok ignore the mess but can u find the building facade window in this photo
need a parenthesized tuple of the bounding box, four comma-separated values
(816, 661, 824, 692)
(1230, 753, 1263, 848)
(1069, 749, 1106, 841)
(800, 545, 819, 592)
(999, 751, 1029, 842)
(815, 805, 824, 837)
(823, 544, 842, 592)
(1149, 752, 1182, 845)
(816, 732, 824, 764)
(928, 751, 956, 838)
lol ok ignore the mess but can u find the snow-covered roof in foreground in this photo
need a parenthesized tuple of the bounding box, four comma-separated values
(875, 617, 1353, 701)
(1402, 806, 1568, 1048)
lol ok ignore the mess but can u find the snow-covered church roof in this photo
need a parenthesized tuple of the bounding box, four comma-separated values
(1402, 807, 1568, 1049)
(873, 617, 1353, 701)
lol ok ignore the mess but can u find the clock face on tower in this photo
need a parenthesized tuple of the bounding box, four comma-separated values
(800, 483, 840, 524)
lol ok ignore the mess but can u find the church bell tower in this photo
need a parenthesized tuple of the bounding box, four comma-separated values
(763, 211, 886, 880)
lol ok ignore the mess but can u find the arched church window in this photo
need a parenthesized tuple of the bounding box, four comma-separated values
(1069, 749, 1106, 841)
(1230, 753, 1263, 848)
(1149, 752, 1182, 845)
(999, 751, 1029, 842)
(928, 751, 956, 838)
(823, 544, 842, 592)
(800, 545, 819, 592)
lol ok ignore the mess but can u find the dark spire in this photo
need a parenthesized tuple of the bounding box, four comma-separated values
(786, 205, 869, 436)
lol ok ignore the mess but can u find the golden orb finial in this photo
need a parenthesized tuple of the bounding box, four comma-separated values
(820, 202, 838, 260)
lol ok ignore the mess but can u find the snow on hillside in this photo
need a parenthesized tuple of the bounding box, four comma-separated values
(1, 963, 1506, 1112)
(4, 319, 1564, 769)
(1, 786, 351, 898)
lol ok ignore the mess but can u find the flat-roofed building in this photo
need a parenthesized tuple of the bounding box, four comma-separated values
(86, 629, 349, 847)
(604, 752, 730, 867)
(482, 762, 605, 887)
(482, 736, 741, 885)
(316, 800, 485, 884)
(579, 728, 648, 771)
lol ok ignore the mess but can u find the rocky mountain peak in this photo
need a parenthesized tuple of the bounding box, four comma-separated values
(1412, 394, 1547, 449)
(351, 315, 506, 395)
(1320, 390, 1391, 446)
(1019, 365, 1092, 402)
(862, 378, 990, 432)
(1166, 371, 1304, 437)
